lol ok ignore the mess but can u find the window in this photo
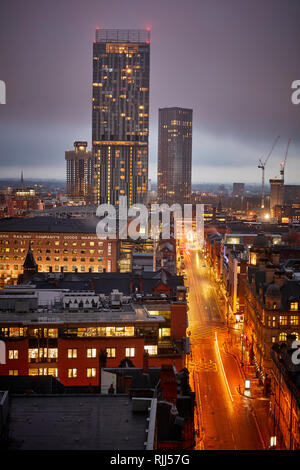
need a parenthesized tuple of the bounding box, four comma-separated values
(272, 337, 276, 343)
(290, 302, 298, 311)
(87, 368, 96, 378)
(144, 345, 157, 356)
(8, 349, 18, 360)
(87, 348, 97, 358)
(291, 332, 299, 340)
(125, 348, 135, 358)
(279, 316, 287, 326)
(106, 348, 116, 358)
(159, 328, 171, 338)
(68, 368, 77, 378)
(290, 316, 299, 326)
(9, 370, 18, 376)
(68, 348, 77, 359)
(279, 332, 287, 342)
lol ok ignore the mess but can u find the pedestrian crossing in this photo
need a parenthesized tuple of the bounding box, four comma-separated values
(188, 323, 225, 341)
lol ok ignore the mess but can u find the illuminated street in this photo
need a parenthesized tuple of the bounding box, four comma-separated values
(185, 250, 265, 450)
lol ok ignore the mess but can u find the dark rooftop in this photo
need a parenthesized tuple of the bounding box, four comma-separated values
(8, 395, 148, 450)
(0, 216, 100, 233)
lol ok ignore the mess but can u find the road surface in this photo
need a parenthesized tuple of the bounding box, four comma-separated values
(185, 250, 265, 450)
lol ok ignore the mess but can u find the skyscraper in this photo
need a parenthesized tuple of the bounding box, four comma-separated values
(269, 177, 284, 217)
(157, 107, 193, 206)
(65, 141, 93, 203)
(92, 29, 150, 207)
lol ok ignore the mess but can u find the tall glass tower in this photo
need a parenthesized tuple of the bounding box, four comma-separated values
(157, 107, 193, 206)
(92, 29, 150, 207)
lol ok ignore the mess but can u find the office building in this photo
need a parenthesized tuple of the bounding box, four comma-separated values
(157, 107, 192, 206)
(65, 141, 93, 203)
(269, 178, 284, 217)
(0, 216, 118, 286)
(92, 29, 150, 206)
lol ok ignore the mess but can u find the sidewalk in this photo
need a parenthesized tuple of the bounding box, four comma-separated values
(223, 331, 285, 450)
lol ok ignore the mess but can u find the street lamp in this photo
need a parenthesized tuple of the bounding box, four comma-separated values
(244, 379, 251, 390)
(270, 436, 277, 449)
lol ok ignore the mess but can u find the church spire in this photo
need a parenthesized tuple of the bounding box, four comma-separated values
(23, 241, 38, 273)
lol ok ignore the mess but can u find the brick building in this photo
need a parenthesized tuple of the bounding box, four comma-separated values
(0, 216, 118, 287)
(0, 269, 188, 386)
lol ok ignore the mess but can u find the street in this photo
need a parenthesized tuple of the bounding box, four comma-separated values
(185, 250, 265, 450)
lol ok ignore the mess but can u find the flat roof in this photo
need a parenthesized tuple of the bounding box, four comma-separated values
(0, 305, 165, 325)
(0, 216, 100, 234)
(8, 395, 148, 450)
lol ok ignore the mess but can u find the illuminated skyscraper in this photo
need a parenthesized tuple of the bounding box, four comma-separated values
(157, 107, 193, 206)
(92, 29, 150, 207)
(65, 141, 93, 203)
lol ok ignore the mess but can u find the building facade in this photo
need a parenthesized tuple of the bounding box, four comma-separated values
(0, 283, 188, 386)
(0, 217, 118, 286)
(65, 141, 93, 203)
(269, 178, 284, 217)
(270, 341, 300, 450)
(92, 29, 150, 206)
(157, 107, 193, 206)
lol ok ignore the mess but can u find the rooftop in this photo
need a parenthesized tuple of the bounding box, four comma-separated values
(8, 395, 148, 450)
(0, 216, 100, 233)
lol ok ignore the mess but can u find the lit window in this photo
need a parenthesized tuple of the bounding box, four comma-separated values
(125, 348, 135, 358)
(8, 370, 18, 376)
(279, 316, 288, 326)
(106, 348, 116, 358)
(87, 348, 97, 358)
(144, 345, 157, 356)
(290, 302, 298, 311)
(8, 349, 18, 360)
(159, 328, 171, 338)
(68, 368, 77, 378)
(291, 316, 299, 326)
(68, 349, 77, 359)
(87, 368, 97, 378)
(279, 332, 287, 342)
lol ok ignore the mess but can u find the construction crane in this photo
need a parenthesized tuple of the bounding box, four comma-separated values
(258, 135, 280, 209)
(280, 138, 291, 181)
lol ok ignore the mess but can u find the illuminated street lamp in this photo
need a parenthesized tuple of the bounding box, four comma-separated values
(244, 379, 251, 390)
(270, 436, 277, 448)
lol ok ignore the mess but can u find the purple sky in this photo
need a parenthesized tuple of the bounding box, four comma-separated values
(0, 0, 300, 184)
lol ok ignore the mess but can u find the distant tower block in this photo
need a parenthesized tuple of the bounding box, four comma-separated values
(65, 141, 93, 203)
(269, 178, 284, 217)
(157, 107, 193, 206)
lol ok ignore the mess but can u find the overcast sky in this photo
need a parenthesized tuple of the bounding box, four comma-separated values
(0, 0, 300, 184)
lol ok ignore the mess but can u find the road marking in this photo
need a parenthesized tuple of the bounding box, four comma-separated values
(215, 331, 234, 402)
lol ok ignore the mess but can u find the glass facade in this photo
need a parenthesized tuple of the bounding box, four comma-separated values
(92, 29, 150, 206)
(157, 107, 193, 206)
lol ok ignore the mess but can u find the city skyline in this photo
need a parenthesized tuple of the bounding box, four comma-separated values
(1, 0, 300, 184)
